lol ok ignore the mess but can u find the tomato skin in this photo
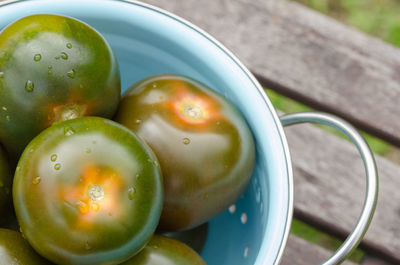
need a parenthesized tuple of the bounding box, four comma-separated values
(0, 14, 120, 161)
(0, 228, 54, 265)
(0, 145, 11, 214)
(121, 235, 206, 265)
(115, 74, 255, 231)
(13, 117, 163, 265)
(163, 223, 208, 254)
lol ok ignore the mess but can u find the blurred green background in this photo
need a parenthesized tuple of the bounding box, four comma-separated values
(294, 0, 400, 46)
(274, 0, 400, 262)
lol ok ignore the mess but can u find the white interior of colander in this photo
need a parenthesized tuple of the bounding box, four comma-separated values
(0, 0, 293, 264)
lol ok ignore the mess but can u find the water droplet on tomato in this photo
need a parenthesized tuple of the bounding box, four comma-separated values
(61, 52, 68, 60)
(33, 54, 41, 61)
(50, 154, 57, 161)
(54, 163, 61, 170)
(32, 176, 41, 185)
(25, 80, 34, 92)
(67, 69, 75, 79)
(5, 115, 10, 122)
(91, 203, 100, 212)
(48, 65, 52, 69)
(64, 126, 75, 136)
(66, 43, 72, 49)
(135, 119, 142, 124)
(182, 137, 191, 145)
(128, 187, 136, 200)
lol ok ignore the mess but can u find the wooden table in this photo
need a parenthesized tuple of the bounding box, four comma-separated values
(141, 1, 399, 264)
(1, 0, 398, 264)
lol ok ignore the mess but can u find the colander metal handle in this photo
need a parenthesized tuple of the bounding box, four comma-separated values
(280, 112, 378, 265)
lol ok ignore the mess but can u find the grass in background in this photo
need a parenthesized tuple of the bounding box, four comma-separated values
(292, 0, 400, 47)
(291, 219, 365, 263)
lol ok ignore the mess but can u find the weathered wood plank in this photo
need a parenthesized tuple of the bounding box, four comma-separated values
(361, 256, 393, 265)
(283, 119, 400, 263)
(142, 0, 400, 147)
(0, 0, 397, 263)
(282, 234, 357, 265)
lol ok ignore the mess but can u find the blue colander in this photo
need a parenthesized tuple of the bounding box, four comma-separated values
(0, 1, 378, 264)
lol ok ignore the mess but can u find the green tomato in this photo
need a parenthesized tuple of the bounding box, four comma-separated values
(162, 223, 209, 254)
(115, 74, 256, 231)
(121, 235, 207, 265)
(0, 228, 53, 264)
(0, 144, 11, 214)
(13, 117, 163, 265)
(0, 14, 120, 161)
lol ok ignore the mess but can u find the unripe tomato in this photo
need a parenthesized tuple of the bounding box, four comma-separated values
(0, 14, 121, 161)
(0, 228, 53, 264)
(115, 74, 255, 231)
(13, 117, 163, 265)
(163, 223, 208, 254)
(121, 235, 207, 265)
(0, 144, 11, 214)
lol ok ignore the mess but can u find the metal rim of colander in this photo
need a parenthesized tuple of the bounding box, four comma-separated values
(0, 1, 294, 264)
